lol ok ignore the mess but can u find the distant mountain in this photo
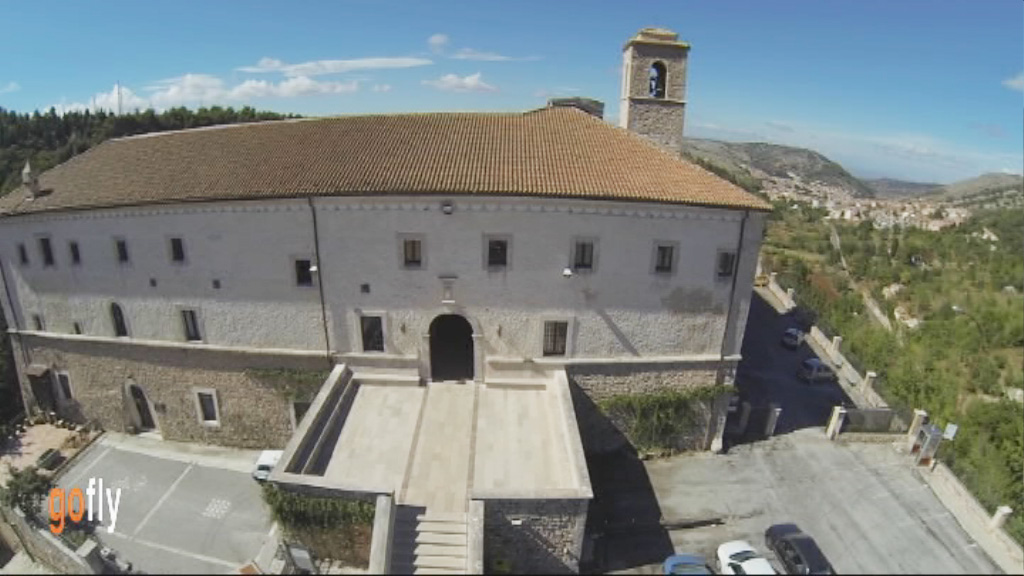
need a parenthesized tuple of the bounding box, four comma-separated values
(863, 178, 941, 199)
(936, 172, 1023, 200)
(682, 138, 876, 198)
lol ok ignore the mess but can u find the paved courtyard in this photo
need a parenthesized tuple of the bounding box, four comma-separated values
(54, 433, 273, 574)
(589, 429, 998, 574)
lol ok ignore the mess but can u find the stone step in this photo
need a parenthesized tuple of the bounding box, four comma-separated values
(485, 377, 548, 390)
(416, 521, 468, 534)
(413, 532, 467, 546)
(353, 372, 422, 387)
(415, 568, 466, 575)
(413, 543, 467, 558)
(414, 554, 467, 570)
(416, 511, 467, 524)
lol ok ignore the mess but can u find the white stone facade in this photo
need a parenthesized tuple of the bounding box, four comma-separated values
(0, 195, 763, 377)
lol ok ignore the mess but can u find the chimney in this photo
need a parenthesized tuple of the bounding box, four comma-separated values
(22, 161, 40, 200)
(547, 97, 604, 119)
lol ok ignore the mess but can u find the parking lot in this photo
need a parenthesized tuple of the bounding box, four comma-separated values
(55, 434, 273, 573)
(590, 430, 997, 574)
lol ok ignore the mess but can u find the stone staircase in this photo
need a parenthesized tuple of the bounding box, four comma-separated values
(390, 505, 468, 575)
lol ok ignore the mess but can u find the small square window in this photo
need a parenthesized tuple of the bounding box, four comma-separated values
(212, 279, 221, 290)
(195, 391, 219, 425)
(295, 259, 313, 286)
(170, 237, 186, 263)
(182, 309, 202, 342)
(487, 239, 508, 268)
(573, 241, 594, 271)
(18, 243, 28, 266)
(655, 244, 674, 273)
(57, 373, 72, 401)
(69, 242, 81, 265)
(543, 321, 568, 356)
(360, 283, 370, 294)
(403, 239, 422, 268)
(39, 238, 54, 267)
(115, 239, 130, 264)
(360, 316, 384, 352)
(150, 278, 158, 288)
(717, 251, 737, 279)
(32, 314, 44, 331)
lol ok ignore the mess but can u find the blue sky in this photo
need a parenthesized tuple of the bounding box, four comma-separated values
(1, 0, 1021, 183)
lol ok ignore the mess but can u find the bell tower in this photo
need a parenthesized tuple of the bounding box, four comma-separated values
(619, 28, 690, 155)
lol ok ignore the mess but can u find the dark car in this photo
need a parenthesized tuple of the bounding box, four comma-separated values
(781, 328, 805, 350)
(764, 524, 834, 575)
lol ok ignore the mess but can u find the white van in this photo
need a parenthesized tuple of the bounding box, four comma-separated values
(252, 450, 283, 482)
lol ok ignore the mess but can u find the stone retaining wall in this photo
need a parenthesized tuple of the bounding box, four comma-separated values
(566, 362, 725, 454)
(17, 335, 332, 449)
(0, 506, 101, 574)
(483, 499, 588, 574)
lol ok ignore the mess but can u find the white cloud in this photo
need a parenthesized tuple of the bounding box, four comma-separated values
(1002, 72, 1024, 92)
(0, 81, 20, 94)
(428, 34, 450, 53)
(372, 84, 392, 93)
(56, 74, 359, 114)
(237, 56, 431, 77)
(422, 72, 497, 93)
(451, 48, 540, 62)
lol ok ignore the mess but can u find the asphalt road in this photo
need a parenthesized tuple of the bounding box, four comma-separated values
(54, 438, 272, 574)
(734, 292, 854, 437)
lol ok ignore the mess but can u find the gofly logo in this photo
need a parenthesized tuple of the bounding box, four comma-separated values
(49, 477, 122, 535)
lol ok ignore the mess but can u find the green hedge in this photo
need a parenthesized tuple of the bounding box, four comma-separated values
(261, 484, 374, 529)
(597, 385, 730, 453)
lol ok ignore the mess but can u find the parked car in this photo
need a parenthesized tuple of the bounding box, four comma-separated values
(781, 328, 805, 350)
(252, 450, 283, 482)
(764, 524, 835, 575)
(663, 554, 712, 575)
(717, 540, 776, 575)
(797, 358, 837, 384)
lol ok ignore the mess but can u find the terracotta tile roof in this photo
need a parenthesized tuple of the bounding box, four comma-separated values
(0, 107, 770, 216)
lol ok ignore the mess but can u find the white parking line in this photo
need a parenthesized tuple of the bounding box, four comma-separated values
(61, 446, 112, 489)
(109, 531, 237, 570)
(133, 463, 194, 536)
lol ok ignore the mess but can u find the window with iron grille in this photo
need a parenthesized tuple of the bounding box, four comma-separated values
(182, 309, 202, 342)
(717, 251, 737, 279)
(361, 316, 385, 352)
(487, 239, 508, 268)
(543, 321, 568, 356)
(295, 259, 313, 286)
(39, 238, 54, 267)
(403, 239, 422, 268)
(655, 244, 674, 273)
(115, 239, 130, 264)
(573, 241, 594, 271)
(170, 237, 186, 263)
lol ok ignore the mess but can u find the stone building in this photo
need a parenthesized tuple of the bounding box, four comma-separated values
(0, 28, 768, 573)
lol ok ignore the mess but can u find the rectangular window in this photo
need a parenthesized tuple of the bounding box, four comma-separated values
(573, 241, 594, 271)
(717, 251, 737, 279)
(73, 322, 83, 335)
(403, 239, 422, 268)
(32, 314, 44, 331)
(170, 237, 186, 263)
(196, 391, 219, 424)
(57, 373, 72, 401)
(295, 259, 313, 286)
(182, 309, 202, 342)
(18, 243, 28, 266)
(115, 239, 130, 264)
(655, 244, 674, 273)
(543, 321, 568, 356)
(69, 241, 81, 265)
(487, 239, 508, 268)
(39, 238, 54, 267)
(360, 315, 385, 352)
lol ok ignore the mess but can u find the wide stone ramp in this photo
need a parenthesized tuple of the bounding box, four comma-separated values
(399, 382, 476, 513)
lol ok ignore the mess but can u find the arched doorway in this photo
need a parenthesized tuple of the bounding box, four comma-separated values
(429, 314, 475, 382)
(129, 384, 156, 431)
